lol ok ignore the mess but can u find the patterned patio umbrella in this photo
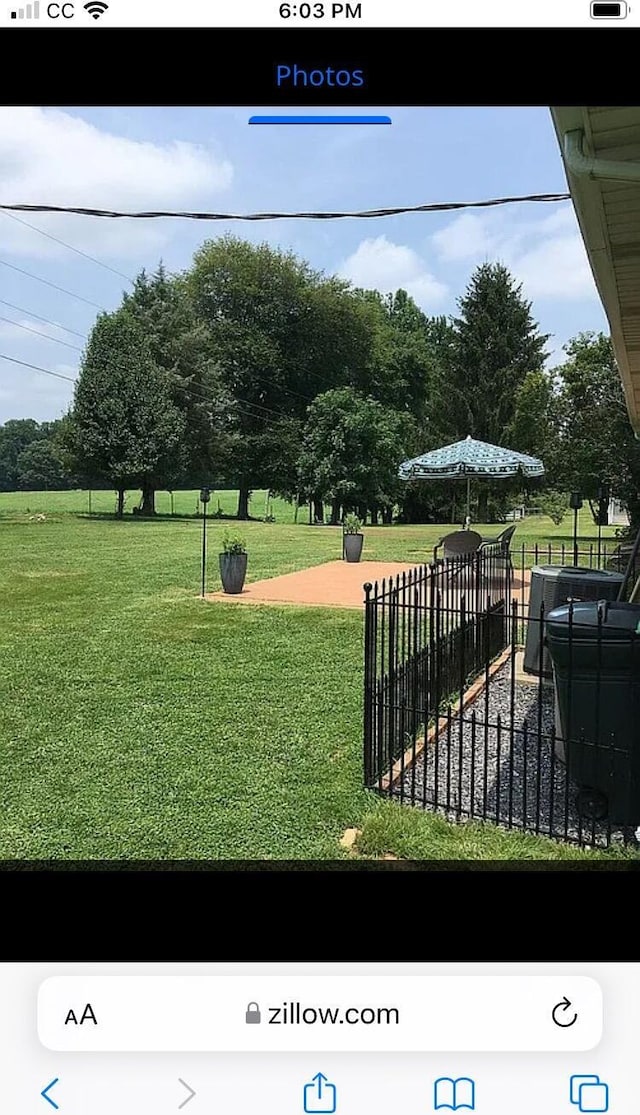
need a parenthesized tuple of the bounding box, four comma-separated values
(398, 435, 545, 521)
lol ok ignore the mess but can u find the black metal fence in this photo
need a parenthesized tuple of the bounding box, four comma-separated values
(515, 540, 631, 572)
(363, 544, 640, 849)
(510, 540, 639, 613)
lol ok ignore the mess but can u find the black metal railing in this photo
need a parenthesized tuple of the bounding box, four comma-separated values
(512, 539, 638, 585)
(363, 544, 512, 789)
(364, 547, 640, 849)
(515, 540, 631, 571)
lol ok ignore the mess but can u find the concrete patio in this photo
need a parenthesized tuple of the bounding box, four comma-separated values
(206, 560, 532, 611)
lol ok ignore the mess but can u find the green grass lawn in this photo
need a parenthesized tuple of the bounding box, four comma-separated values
(0, 490, 628, 860)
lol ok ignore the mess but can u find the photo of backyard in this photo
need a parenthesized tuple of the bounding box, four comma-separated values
(2, 105, 640, 861)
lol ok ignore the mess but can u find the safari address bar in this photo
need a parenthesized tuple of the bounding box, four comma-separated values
(37, 975, 602, 1052)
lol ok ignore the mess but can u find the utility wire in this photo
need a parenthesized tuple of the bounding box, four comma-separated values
(0, 352, 300, 429)
(1, 210, 134, 283)
(0, 298, 86, 339)
(0, 192, 572, 222)
(0, 314, 83, 353)
(0, 258, 106, 311)
(172, 374, 301, 425)
(0, 352, 76, 383)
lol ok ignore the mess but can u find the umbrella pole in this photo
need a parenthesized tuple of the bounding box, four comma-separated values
(466, 476, 471, 526)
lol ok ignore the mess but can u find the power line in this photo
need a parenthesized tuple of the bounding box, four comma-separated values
(0, 351, 297, 428)
(0, 314, 83, 353)
(1, 210, 134, 283)
(0, 299, 86, 339)
(169, 370, 303, 425)
(0, 258, 105, 311)
(0, 192, 572, 222)
(0, 352, 76, 383)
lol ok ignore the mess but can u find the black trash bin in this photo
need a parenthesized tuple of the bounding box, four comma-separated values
(546, 600, 640, 826)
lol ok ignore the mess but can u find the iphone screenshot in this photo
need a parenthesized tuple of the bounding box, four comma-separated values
(1, 3, 639, 1112)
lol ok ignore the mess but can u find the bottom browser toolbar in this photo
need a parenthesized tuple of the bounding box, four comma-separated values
(29, 1058, 615, 1114)
(0, 963, 632, 1114)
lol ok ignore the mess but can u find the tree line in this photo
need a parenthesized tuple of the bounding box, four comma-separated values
(3, 234, 640, 529)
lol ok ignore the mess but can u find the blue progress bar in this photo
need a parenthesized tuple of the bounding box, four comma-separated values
(249, 115, 392, 125)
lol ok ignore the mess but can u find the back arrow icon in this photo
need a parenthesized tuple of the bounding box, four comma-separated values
(552, 996, 578, 1027)
(178, 1078, 196, 1109)
(41, 1079, 59, 1110)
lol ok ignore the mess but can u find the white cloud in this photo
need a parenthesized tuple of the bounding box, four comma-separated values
(431, 205, 599, 302)
(516, 236, 597, 299)
(432, 213, 492, 262)
(0, 107, 233, 260)
(338, 235, 448, 310)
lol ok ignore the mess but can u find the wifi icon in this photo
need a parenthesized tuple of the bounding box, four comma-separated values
(84, 0, 108, 17)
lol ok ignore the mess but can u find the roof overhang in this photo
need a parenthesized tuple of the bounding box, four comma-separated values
(551, 106, 640, 434)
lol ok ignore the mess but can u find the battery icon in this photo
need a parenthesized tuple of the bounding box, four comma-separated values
(591, 1, 628, 15)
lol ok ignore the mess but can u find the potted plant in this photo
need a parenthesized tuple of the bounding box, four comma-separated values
(219, 530, 248, 594)
(343, 513, 364, 563)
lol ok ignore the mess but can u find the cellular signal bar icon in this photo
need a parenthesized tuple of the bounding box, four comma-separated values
(11, 1, 40, 16)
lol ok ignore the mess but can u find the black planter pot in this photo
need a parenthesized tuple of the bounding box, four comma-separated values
(219, 552, 248, 594)
(344, 533, 364, 563)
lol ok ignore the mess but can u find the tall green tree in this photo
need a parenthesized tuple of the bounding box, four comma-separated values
(188, 235, 377, 519)
(350, 288, 436, 421)
(122, 264, 229, 485)
(298, 387, 412, 523)
(553, 332, 640, 529)
(508, 369, 558, 461)
(440, 263, 549, 442)
(433, 262, 549, 518)
(65, 310, 186, 515)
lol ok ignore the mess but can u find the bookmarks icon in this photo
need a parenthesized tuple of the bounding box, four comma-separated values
(434, 1077, 475, 1111)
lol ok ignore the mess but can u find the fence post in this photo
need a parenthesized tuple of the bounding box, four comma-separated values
(363, 582, 374, 787)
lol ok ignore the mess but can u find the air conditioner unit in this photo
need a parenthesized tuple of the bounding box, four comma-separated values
(523, 565, 625, 677)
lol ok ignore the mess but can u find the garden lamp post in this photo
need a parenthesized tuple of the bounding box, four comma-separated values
(596, 483, 609, 567)
(570, 491, 583, 566)
(200, 487, 211, 598)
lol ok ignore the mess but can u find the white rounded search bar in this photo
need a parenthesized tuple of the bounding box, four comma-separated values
(37, 976, 603, 1053)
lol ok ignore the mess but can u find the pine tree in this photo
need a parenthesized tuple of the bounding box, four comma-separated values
(432, 263, 550, 519)
(437, 262, 549, 445)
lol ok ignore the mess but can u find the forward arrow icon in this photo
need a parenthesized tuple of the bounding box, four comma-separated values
(178, 1078, 196, 1109)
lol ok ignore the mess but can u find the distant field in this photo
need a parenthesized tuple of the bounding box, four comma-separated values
(0, 487, 302, 522)
(0, 489, 626, 861)
(0, 487, 619, 552)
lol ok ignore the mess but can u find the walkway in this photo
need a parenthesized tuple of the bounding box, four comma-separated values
(206, 560, 418, 610)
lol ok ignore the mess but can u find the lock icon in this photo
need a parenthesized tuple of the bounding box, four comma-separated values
(246, 1001, 261, 1024)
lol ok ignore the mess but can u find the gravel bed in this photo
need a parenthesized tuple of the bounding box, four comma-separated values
(394, 663, 629, 848)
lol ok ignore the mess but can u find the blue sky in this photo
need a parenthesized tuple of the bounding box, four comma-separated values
(0, 105, 608, 423)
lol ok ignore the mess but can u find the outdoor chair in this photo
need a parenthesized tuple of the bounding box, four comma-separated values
(479, 523, 517, 554)
(432, 530, 484, 601)
(478, 523, 516, 596)
(433, 529, 483, 563)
